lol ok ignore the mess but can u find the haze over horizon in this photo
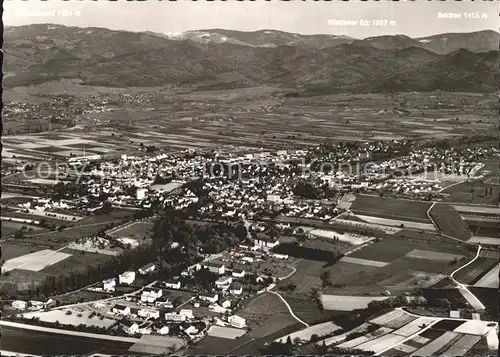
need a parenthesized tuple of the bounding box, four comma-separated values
(4, 0, 498, 39)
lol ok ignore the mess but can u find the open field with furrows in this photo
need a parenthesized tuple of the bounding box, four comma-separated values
(429, 203, 472, 240)
(349, 195, 433, 223)
(3, 90, 497, 157)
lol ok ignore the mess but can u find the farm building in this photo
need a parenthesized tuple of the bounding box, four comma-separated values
(228, 315, 246, 328)
(112, 304, 131, 316)
(157, 326, 169, 335)
(138, 262, 156, 275)
(230, 284, 243, 295)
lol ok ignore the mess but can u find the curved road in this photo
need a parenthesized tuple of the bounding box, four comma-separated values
(268, 291, 309, 328)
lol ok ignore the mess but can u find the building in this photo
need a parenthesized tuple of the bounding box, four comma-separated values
(199, 293, 219, 304)
(179, 309, 194, 319)
(138, 263, 156, 275)
(116, 237, 139, 249)
(185, 325, 198, 335)
(164, 280, 181, 290)
(164, 312, 187, 322)
(12, 300, 27, 310)
(155, 298, 174, 309)
(119, 271, 136, 285)
(267, 194, 282, 203)
(136, 188, 147, 200)
(215, 276, 233, 289)
(232, 269, 245, 278)
(228, 315, 246, 328)
(230, 284, 243, 296)
(29, 301, 44, 310)
(203, 262, 225, 275)
(141, 289, 162, 303)
(157, 326, 170, 335)
(103, 278, 116, 292)
(253, 234, 280, 251)
(123, 321, 139, 335)
(222, 300, 231, 308)
(138, 308, 160, 320)
(209, 303, 228, 314)
(112, 304, 131, 316)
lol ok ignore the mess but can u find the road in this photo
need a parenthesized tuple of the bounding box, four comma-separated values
(267, 291, 309, 328)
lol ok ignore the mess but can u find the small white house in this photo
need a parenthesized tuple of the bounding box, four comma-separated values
(232, 269, 245, 278)
(138, 308, 160, 319)
(199, 293, 219, 304)
(158, 326, 170, 335)
(125, 322, 139, 335)
(230, 285, 243, 295)
(222, 300, 231, 308)
(228, 315, 246, 328)
(204, 262, 225, 275)
(113, 304, 131, 316)
(12, 300, 27, 310)
(209, 303, 228, 314)
(164, 281, 181, 290)
(185, 325, 198, 335)
(179, 309, 194, 319)
(119, 271, 136, 285)
(164, 312, 187, 322)
(103, 278, 116, 292)
(215, 276, 233, 288)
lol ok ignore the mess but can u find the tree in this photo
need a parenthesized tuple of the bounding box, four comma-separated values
(320, 270, 332, 288)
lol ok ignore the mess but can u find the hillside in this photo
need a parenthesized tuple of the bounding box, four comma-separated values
(4, 24, 499, 93)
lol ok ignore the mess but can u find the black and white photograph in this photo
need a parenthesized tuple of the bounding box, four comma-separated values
(1, 1, 499, 356)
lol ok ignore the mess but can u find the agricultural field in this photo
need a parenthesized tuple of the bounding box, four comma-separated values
(1, 249, 72, 273)
(207, 326, 247, 339)
(275, 321, 341, 344)
(473, 264, 499, 288)
(322, 308, 497, 356)
(20, 307, 116, 329)
(442, 181, 500, 206)
(320, 295, 389, 311)
(429, 203, 472, 240)
(452, 257, 498, 286)
(237, 292, 299, 339)
(349, 195, 433, 224)
(107, 221, 154, 239)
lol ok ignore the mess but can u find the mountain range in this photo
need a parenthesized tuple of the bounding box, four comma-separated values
(4, 24, 499, 93)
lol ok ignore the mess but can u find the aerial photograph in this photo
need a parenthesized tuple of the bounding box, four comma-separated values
(1, 1, 499, 356)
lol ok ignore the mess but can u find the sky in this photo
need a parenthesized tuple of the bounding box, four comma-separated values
(3, 1, 499, 39)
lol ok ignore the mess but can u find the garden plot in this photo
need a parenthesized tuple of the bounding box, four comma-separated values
(275, 321, 341, 344)
(370, 309, 405, 325)
(337, 327, 393, 349)
(128, 335, 186, 354)
(355, 333, 407, 354)
(21, 308, 115, 328)
(473, 265, 499, 288)
(320, 295, 389, 311)
(355, 215, 436, 231)
(309, 229, 373, 245)
(339, 256, 388, 268)
(405, 249, 462, 262)
(441, 334, 481, 357)
(207, 326, 247, 339)
(2, 249, 71, 273)
(393, 343, 418, 353)
(410, 331, 459, 356)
